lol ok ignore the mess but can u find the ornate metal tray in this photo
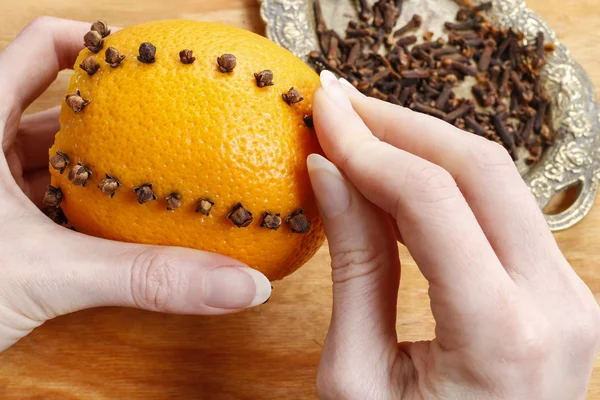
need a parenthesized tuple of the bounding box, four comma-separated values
(259, 0, 600, 231)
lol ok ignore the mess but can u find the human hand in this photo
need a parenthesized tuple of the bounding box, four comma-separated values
(0, 17, 271, 352)
(309, 70, 600, 399)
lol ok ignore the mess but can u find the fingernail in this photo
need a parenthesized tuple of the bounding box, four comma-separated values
(203, 266, 271, 309)
(320, 70, 354, 113)
(339, 77, 364, 96)
(307, 154, 351, 219)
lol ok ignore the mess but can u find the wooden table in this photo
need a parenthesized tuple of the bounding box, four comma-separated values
(0, 0, 599, 398)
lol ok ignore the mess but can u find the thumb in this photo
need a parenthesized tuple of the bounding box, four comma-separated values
(307, 154, 400, 388)
(42, 232, 272, 316)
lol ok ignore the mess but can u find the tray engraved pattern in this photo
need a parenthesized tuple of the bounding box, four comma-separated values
(259, 0, 600, 231)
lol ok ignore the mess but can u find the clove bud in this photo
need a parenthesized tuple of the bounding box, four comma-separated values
(260, 212, 282, 230)
(84, 30, 103, 53)
(179, 49, 195, 64)
(138, 42, 156, 63)
(217, 54, 236, 73)
(98, 174, 121, 198)
(105, 47, 126, 68)
(303, 115, 314, 128)
(65, 90, 90, 114)
(133, 183, 157, 204)
(227, 202, 253, 227)
(65, 89, 90, 114)
(285, 209, 310, 234)
(393, 14, 422, 37)
(43, 186, 63, 208)
(79, 56, 100, 75)
(358, 0, 372, 21)
(50, 150, 69, 174)
(165, 193, 182, 211)
(90, 20, 110, 37)
(282, 87, 304, 106)
(254, 70, 274, 87)
(68, 162, 92, 187)
(44, 207, 68, 225)
(196, 198, 215, 216)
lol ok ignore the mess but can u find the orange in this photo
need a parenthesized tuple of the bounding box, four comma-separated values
(48, 20, 326, 281)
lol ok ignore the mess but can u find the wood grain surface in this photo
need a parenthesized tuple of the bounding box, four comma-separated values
(0, 0, 599, 398)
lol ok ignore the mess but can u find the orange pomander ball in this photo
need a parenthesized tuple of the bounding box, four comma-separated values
(47, 20, 326, 281)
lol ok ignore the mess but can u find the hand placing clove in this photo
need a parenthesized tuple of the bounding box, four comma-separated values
(309, 69, 600, 400)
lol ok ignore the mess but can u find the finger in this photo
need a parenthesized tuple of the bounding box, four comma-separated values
(0, 17, 93, 115)
(17, 107, 60, 171)
(339, 79, 562, 281)
(37, 228, 272, 317)
(313, 71, 513, 322)
(308, 154, 400, 372)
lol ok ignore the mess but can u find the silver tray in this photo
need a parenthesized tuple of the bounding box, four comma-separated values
(259, 0, 600, 231)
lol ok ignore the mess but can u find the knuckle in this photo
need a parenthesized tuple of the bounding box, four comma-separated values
(403, 162, 460, 205)
(339, 138, 380, 172)
(507, 320, 552, 364)
(563, 307, 600, 351)
(493, 302, 552, 365)
(330, 246, 385, 284)
(482, 316, 552, 392)
(556, 278, 600, 352)
(469, 139, 515, 172)
(129, 249, 183, 312)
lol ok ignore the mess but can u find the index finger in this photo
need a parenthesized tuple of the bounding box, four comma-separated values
(313, 71, 514, 317)
(338, 84, 562, 284)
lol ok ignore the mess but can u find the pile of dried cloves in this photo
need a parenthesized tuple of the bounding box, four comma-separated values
(308, 0, 556, 165)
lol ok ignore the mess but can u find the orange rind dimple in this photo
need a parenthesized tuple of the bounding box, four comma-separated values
(48, 19, 325, 281)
